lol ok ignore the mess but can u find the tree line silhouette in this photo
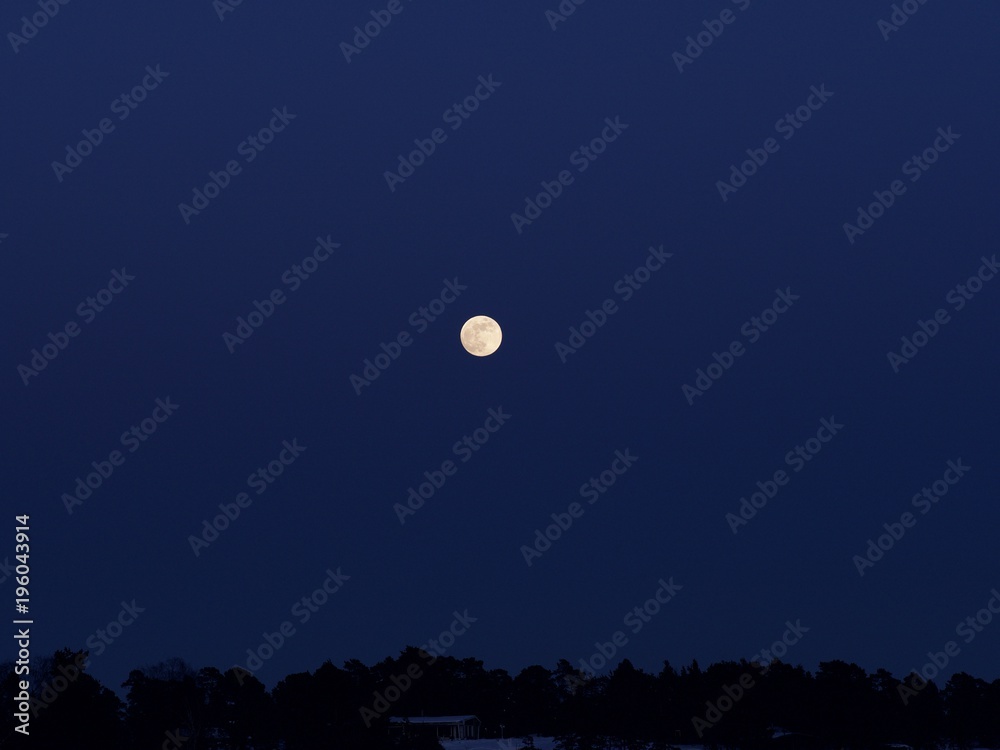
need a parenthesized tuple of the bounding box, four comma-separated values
(2, 646, 999, 749)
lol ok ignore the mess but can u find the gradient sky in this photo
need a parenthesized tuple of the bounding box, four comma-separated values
(4, 0, 1000, 698)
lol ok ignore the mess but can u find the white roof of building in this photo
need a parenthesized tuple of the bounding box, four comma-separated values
(389, 716, 479, 724)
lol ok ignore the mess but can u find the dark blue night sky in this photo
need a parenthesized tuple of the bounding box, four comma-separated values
(4, 0, 999, 699)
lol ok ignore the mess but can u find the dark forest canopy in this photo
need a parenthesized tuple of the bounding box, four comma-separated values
(3, 648, 999, 750)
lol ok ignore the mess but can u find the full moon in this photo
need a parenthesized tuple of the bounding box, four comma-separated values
(460, 316, 502, 357)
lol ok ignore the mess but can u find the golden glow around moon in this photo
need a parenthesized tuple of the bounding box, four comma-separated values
(460, 316, 502, 356)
